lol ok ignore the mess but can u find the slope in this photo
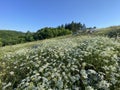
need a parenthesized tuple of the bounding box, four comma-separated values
(0, 35, 120, 89)
(94, 26, 120, 37)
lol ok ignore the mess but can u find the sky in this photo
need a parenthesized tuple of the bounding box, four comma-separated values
(0, 0, 120, 32)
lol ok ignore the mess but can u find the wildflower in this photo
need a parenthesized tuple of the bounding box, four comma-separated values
(3, 82, 12, 90)
(87, 69, 96, 74)
(80, 69, 88, 79)
(85, 86, 94, 90)
(14, 66, 17, 69)
(9, 71, 14, 75)
(98, 80, 110, 89)
(27, 67, 30, 69)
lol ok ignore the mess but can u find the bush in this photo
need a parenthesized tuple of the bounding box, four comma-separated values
(108, 29, 120, 38)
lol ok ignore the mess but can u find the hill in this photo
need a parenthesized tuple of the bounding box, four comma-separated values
(0, 28, 72, 46)
(94, 26, 120, 37)
(0, 30, 25, 46)
(0, 35, 120, 89)
(0, 30, 24, 38)
(0, 25, 120, 46)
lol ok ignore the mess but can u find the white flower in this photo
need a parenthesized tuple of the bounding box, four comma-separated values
(98, 80, 110, 89)
(56, 79, 63, 88)
(3, 82, 12, 90)
(111, 77, 117, 84)
(87, 69, 96, 74)
(80, 69, 88, 79)
(27, 67, 30, 69)
(85, 86, 94, 90)
(25, 82, 29, 86)
(9, 71, 14, 75)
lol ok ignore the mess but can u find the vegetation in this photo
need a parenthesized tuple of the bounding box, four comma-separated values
(0, 30, 25, 46)
(35, 27, 72, 39)
(0, 21, 97, 46)
(0, 38, 2, 46)
(0, 22, 74, 46)
(0, 35, 120, 90)
(1, 22, 120, 47)
(0, 21, 120, 89)
(94, 26, 120, 37)
(0, 28, 71, 46)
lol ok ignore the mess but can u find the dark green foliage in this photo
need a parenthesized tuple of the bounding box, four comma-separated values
(0, 26, 72, 46)
(0, 38, 2, 46)
(36, 27, 72, 39)
(24, 31, 34, 42)
(94, 26, 120, 38)
(64, 21, 85, 33)
(56, 21, 88, 34)
(0, 30, 25, 46)
(107, 29, 120, 38)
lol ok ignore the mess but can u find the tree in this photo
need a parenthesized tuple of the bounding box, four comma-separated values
(36, 27, 72, 40)
(82, 24, 86, 30)
(93, 26, 96, 29)
(25, 31, 34, 42)
(0, 38, 2, 46)
(65, 21, 83, 33)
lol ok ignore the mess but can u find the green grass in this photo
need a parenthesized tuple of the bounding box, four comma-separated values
(94, 26, 120, 36)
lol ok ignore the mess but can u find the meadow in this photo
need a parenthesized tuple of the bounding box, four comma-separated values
(0, 35, 120, 90)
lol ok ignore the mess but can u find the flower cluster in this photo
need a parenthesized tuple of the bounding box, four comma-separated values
(0, 36, 120, 90)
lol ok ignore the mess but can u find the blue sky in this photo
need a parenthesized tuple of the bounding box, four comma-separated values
(0, 0, 120, 32)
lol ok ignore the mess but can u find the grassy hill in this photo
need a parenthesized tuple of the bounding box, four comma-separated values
(94, 26, 120, 37)
(0, 35, 120, 89)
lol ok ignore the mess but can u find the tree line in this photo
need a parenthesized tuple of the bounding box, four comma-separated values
(0, 21, 95, 46)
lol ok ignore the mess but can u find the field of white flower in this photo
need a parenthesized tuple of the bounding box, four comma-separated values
(0, 35, 120, 90)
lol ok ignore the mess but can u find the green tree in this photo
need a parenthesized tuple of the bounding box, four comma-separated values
(25, 31, 34, 42)
(82, 24, 86, 30)
(36, 27, 72, 40)
(0, 38, 2, 46)
(65, 21, 83, 33)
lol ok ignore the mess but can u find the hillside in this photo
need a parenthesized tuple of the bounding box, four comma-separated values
(94, 26, 120, 37)
(0, 30, 25, 46)
(0, 25, 120, 46)
(0, 27, 72, 46)
(0, 35, 120, 89)
(0, 30, 24, 38)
